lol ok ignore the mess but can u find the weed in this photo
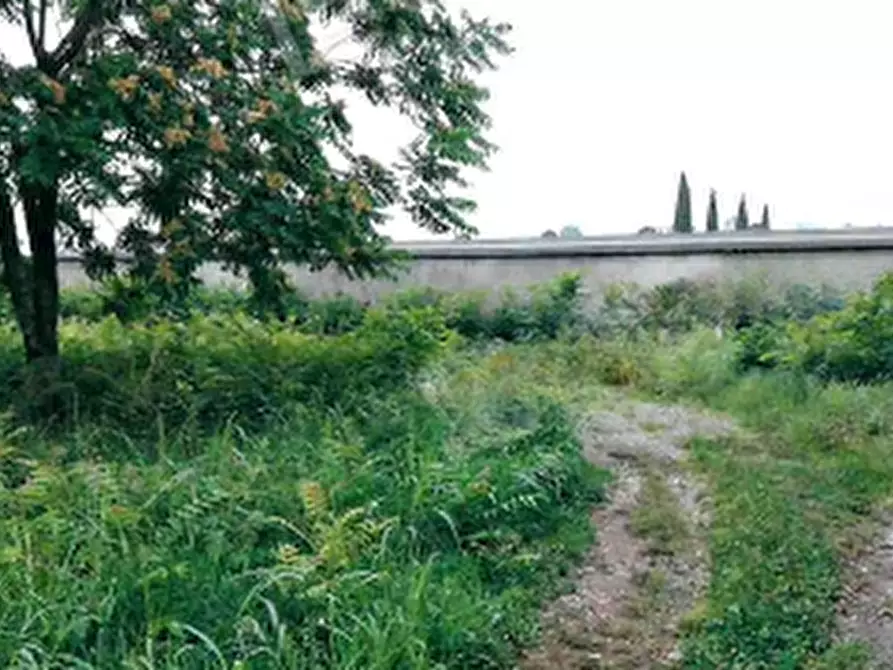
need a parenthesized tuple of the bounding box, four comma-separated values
(0, 336, 608, 668)
(592, 327, 893, 669)
(630, 469, 690, 557)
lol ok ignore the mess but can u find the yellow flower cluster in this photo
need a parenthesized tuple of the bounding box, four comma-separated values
(156, 66, 177, 88)
(347, 180, 373, 214)
(150, 4, 172, 24)
(207, 126, 229, 154)
(40, 75, 66, 105)
(264, 171, 288, 191)
(109, 75, 140, 101)
(163, 127, 191, 148)
(246, 99, 278, 124)
(191, 58, 228, 80)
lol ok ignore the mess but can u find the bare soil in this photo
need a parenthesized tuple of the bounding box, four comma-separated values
(836, 510, 893, 669)
(519, 400, 736, 670)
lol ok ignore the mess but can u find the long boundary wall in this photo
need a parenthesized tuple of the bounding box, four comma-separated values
(56, 230, 893, 306)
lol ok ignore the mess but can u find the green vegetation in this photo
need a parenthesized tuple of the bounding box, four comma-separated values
(555, 274, 893, 669)
(0, 0, 510, 363)
(630, 468, 690, 557)
(673, 171, 693, 233)
(0, 275, 606, 669)
(733, 273, 893, 383)
(6, 0, 887, 667)
(759, 204, 771, 229)
(3, 266, 893, 668)
(706, 189, 719, 232)
(559, 225, 584, 239)
(735, 195, 750, 230)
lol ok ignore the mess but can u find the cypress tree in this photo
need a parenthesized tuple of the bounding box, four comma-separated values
(706, 189, 719, 232)
(760, 204, 770, 229)
(735, 194, 749, 230)
(673, 172, 693, 233)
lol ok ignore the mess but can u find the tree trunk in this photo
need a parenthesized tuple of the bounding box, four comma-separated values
(22, 184, 60, 363)
(0, 180, 61, 364)
(0, 182, 41, 360)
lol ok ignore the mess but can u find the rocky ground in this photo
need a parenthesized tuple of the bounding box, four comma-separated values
(836, 510, 893, 669)
(519, 395, 893, 669)
(520, 400, 736, 670)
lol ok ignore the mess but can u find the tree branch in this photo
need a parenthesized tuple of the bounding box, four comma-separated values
(22, 0, 47, 67)
(48, 0, 105, 76)
(37, 0, 48, 51)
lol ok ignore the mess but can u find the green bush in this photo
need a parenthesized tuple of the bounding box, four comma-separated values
(292, 293, 368, 335)
(732, 321, 787, 371)
(756, 274, 893, 383)
(40, 272, 586, 344)
(0, 305, 450, 439)
(388, 272, 585, 343)
(591, 279, 844, 339)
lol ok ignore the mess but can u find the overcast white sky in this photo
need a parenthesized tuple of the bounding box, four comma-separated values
(372, 0, 893, 239)
(3, 0, 893, 242)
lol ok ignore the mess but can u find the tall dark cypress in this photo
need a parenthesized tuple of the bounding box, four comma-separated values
(760, 204, 770, 229)
(673, 172, 693, 233)
(706, 189, 719, 232)
(735, 195, 749, 230)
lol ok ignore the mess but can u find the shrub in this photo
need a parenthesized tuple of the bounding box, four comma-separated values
(0, 306, 451, 439)
(590, 279, 844, 340)
(763, 274, 893, 383)
(389, 273, 585, 343)
(733, 321, 788, 371)
(293, 293, 367, 335)
(45, 273, 586, 344)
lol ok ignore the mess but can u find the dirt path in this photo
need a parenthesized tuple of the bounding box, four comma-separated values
(836, 512, 893, 669)
(520, 400, 736, 670)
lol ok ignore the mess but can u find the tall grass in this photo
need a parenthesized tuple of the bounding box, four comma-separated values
(0, 306, 607, 668)
(534, 327, 893, 669)
(0, 271, 881, 668)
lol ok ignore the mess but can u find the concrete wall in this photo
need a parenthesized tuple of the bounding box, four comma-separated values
(56, 230, 893, 306)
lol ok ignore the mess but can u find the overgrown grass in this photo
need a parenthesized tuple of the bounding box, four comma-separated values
(542, 330, 893, 669)
(478, 325, 893, 669)
(0, 322, 609, 668)
(0, 272, 886, 668)
(630, 467, 691, 557)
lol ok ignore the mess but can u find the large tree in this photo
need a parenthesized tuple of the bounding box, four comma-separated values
(705, 188, 719, 232)
(672, 171, 692, 233)
(0, 0, 511, 363)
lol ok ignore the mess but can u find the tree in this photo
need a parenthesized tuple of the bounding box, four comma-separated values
(759, 204, 770, 229)
(541, 229, 557, 238)
(559, 224, 583, 239)
(706, 189, 719, 232)
(735, 195, 750, 230)
(672, 172, 692, 233)
(0, 0, 512, 364)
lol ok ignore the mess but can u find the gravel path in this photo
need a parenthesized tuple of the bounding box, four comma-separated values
(520, 400, 736, 670)
(837, 516, 893, 669)
(520, 394, 893, 670)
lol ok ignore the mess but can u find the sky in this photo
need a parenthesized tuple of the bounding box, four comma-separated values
(2, 0, 893, 242)
(369, 0, 893, 239)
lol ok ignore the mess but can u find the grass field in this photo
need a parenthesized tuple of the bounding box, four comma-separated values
(1, 274, 892, 668)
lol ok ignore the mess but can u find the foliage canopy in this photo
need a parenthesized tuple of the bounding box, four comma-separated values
(0, 0, 511, 361)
